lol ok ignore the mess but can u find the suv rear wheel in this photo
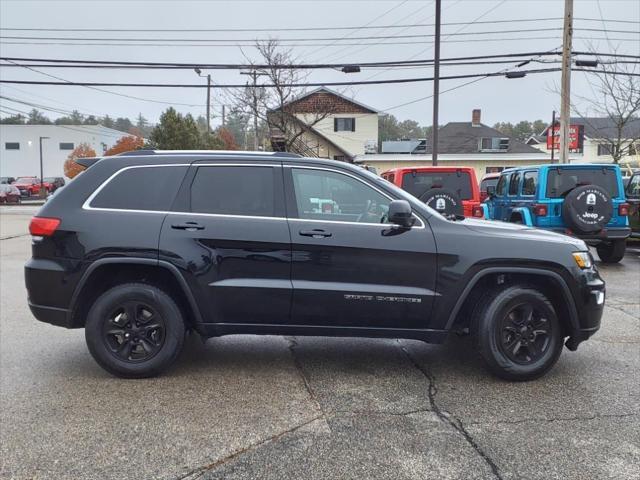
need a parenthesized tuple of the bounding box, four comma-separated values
(473, 285, 563, 381)
(85, 283, 185, 378)
(596, 239, 626, 263)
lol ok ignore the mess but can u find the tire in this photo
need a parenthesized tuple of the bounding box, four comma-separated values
(596, 239, 626, 263)
(419, 188, 464, 217)
(562, 185, 612, 234)
(85, 283, 185, 378)
(473, 285, 564, 381)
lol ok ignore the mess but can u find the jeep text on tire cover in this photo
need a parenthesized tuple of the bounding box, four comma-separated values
(25, 152, 606, 381)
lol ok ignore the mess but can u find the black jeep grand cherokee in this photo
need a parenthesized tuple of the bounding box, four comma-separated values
(25, 151, 605, 381)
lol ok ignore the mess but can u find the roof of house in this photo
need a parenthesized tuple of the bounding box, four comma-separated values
(569, 117, 640, 139)
(271, 87, 379, 114)
(424, 122, 542, 154)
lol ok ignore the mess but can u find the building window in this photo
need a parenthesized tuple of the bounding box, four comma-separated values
(628, 143, 637, 156)
(59, 142, 75, 150)
(5, 142, 20, 150)
(597, 144, 612, 156)
(485, 166, 504, 173)
(479, 137, 509, 152)
(333, 155, 345, 161)
(334, 118, 355, 132)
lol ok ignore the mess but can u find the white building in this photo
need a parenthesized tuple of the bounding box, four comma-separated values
(269, 87, 379, 161)
(0, 124, 126, 180)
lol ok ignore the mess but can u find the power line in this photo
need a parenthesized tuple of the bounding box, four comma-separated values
(3, 51, 637, 68)
(2, 68, 638, 89)
(4, 27, 637, 44)
(0, 17, 635, 33)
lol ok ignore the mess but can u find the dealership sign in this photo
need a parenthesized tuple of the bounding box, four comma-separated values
(546, 124, 584, 152)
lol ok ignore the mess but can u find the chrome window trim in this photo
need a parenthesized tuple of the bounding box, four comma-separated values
(286, 165, 425, 229)
(83, 163, 426, 229)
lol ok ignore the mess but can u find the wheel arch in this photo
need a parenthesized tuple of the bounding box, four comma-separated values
(68, 258, 204, 331)
(447, 267, 579, 334)
(509, 207, 533, 226)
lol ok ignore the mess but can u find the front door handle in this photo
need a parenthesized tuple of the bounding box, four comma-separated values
(171, 222, 205, 231)
(299, 229, 332, 238)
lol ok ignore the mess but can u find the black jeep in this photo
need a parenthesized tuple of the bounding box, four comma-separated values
(25, 151, 605, 381)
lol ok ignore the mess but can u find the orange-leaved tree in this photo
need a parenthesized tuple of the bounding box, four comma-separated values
(64, 143, 97, 179)
(217, 127, 239, 150)
(105, 135, 144, 156)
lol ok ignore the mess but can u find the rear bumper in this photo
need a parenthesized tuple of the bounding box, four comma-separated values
(28, 301, 72, 328)
(549, 227, 631, 241)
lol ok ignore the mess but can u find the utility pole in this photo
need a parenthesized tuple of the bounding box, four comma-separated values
(38, 136, 49, 197)
(206, 74, 211, 133)
(431, 0, 442, 166)
(550, 110, 556, 163)
(194, 68, 212, 134)
(241, 70, 266, 151)
(559, 0, 573, 164)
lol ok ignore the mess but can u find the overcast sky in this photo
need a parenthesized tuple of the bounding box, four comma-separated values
(0, 0, 638, 129)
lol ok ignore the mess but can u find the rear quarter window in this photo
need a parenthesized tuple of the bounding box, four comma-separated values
(90, 165, 188, 211)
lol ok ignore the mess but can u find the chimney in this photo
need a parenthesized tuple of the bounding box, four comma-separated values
(472, 109, 481, 127)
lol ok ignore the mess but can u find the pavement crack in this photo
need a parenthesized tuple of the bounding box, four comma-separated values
(286, 336, 330, 428)
(176, 415, 324, 480)
(0, 233, 29, 241)
(330, 407, 432, 417)
(397, 340, 503, 480)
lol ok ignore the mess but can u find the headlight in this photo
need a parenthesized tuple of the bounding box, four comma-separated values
(572, 251, 592, 269)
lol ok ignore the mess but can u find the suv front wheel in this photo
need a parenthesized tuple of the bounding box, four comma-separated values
(85, 283, 185, 378)
(473, 285, 564, 381)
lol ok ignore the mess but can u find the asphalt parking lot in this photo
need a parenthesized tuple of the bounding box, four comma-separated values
(1, 208, 639, 480)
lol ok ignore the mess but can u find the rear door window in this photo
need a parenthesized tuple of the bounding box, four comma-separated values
(190, 166, 278, 217)
(401, 171, 472, 200)
(496, 174, 508, 196)
(90, 166, 188, 211)
(508, 172, 521, 196)
(522, 171, 538, 196)
(546, 168, 619, 198)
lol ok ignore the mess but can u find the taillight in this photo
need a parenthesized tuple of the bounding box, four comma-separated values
(533, 204, 548, 216)
(29, 217, 60, 236)
(618, 203, 630, 216)
(472, 205, 484, 218)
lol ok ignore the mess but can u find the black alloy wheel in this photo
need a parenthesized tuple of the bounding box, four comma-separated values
(102, 301, 166, 363)
(498, 302, 551, 365)
(85, 283, 185, 378)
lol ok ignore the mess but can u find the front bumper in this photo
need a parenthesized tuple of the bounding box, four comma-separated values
(565, 265, 605, 350)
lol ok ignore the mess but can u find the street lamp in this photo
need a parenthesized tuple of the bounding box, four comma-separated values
(39, 136, 49, 198)
(194, 68, 211, 133)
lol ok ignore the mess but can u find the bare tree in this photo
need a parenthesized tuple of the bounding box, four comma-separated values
(572, 48, 640, 163)
(228, 39, 336, 155)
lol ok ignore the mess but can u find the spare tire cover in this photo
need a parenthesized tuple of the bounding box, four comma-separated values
(562, 184, 612, 233)
(419, 188, 464, 216)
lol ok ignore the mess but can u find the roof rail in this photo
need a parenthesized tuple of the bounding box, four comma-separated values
(74, 157, 102, 169)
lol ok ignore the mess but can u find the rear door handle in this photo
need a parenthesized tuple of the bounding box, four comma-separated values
(299, 229, 332, 238)
(171, 222, 205, 231)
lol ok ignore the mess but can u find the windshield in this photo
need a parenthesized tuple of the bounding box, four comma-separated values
(15, 177, 36, 183)
(628, 174, 640, 198)
(401, 171, 473, 200)
(545, 168, 619, 198)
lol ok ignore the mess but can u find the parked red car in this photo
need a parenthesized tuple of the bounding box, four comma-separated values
(0, 184, 21, 204)
(479, 172, 501, 202)
(12, 177, 48, 197)
(381, 166, 483, 217)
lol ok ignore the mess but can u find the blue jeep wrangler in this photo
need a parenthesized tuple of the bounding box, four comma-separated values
(484, 164, 631, 263)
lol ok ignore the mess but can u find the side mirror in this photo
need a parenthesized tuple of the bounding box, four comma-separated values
(388, 200, 415, 228)
(486, 185, 496, 197)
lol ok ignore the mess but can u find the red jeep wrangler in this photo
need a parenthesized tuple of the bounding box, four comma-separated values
(381, 166, 483, 218)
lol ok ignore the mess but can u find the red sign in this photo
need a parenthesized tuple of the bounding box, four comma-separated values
(546, 124, 584, 152)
